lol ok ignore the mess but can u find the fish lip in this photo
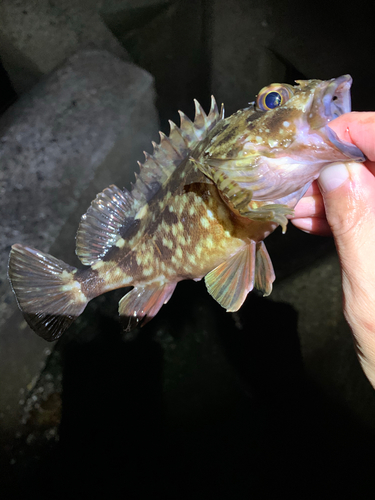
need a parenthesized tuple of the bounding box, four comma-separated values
(322, 74, 352, 121)
(320, 75, 366, 161)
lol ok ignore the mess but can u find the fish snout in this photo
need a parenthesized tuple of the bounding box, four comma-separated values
(306, 74, 353, 130)
(323, 74, 352, 120)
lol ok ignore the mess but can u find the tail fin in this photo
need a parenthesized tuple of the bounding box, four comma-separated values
(8, 244, 88, 341)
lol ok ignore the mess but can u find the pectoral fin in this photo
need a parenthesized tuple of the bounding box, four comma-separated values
(205, 241, 256, 312)
(194, 159, 252, 211)
(193, 159, 293, 231)
(241, 202, 294, 233)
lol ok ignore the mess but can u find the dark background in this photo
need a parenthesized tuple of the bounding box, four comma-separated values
(2, 0, 375, 498)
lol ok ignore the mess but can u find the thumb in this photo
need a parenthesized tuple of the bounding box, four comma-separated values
(318, 162, 375, 259)
(318, 162, 375, 384)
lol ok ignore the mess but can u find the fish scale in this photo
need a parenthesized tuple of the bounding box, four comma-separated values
(8, 75, 366, 341)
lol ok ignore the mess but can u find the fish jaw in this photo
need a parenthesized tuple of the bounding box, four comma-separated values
(305, 74, 353, 128)
(324, 125, 366, 162)
(304, 75, 365, 161)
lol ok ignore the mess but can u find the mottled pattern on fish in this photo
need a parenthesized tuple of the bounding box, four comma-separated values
(8, 76, 366, 340)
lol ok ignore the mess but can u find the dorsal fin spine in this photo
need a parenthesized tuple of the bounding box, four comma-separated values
(208, 95, 219, 122)
(178, 110, 198, 143)
(193, 99, 208, 131)
(159, 131, 184, 159)
(132, 97, 222, 210)
(168, 120, 188, 154)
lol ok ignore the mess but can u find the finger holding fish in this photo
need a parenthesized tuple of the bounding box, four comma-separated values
(291, 179, 330, 235)
(291, 216, 332, 236)
(291, 111, 375, 235)
(292, 182, 325, 219)
(327, 112, 375, 163)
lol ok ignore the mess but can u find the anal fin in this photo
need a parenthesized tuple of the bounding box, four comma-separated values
(119, 282, 177, 331)
(254, 241, 275, 296)
(205, 241, 256, 312)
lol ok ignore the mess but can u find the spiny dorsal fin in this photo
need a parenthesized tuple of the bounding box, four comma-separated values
(132, 96, 222, 210)
(76, 185, 134, 266)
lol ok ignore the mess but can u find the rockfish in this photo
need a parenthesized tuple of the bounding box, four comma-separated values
(8, 75, 365, 341)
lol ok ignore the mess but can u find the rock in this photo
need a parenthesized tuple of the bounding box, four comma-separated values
(0, 0, 130, 94)
(0, 48, 159, 434)
(106, 0, 208, 129)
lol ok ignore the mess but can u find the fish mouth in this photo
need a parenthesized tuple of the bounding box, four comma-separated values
(318, 75, 366, 161)
(306, 75, 353, 130)
(322, 74, 352, 120)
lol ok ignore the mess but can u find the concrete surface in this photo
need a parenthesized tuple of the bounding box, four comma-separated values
(210, 1, 284, 114)
(0, 0, 129, 93)
(0, 0, 171, 94)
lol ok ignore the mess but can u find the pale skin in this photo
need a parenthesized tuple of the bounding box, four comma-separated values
(291, 112, 375, 388)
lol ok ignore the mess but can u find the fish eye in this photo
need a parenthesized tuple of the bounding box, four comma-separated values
(256, 84, 294, 112)
(264, 91, 282, 109)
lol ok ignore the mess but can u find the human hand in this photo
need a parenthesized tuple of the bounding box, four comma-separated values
(292, 112, 375, 387)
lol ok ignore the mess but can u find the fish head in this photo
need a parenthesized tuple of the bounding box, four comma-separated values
(204, 75, 366, 204)
(271, 74, 353, 127)
(252, 74, 365, 162)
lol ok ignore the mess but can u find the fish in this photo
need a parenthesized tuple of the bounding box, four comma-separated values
(8, 75, 365, 341)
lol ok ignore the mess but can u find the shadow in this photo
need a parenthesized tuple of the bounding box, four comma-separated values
(58, 315, 165, 498)
(0, 29, 42, 99)
(212, 292, 375, 498)
(0, 55, 17, 115)
(266, 48, 307, 83)
(155, 284, 375, 499)
(3, 282, 375, 499)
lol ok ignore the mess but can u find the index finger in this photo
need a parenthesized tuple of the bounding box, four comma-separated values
(303, 180, 320, 197)
(329, 112, 375, 163)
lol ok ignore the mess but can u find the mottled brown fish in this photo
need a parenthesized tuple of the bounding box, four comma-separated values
(8, 75, 365, 341)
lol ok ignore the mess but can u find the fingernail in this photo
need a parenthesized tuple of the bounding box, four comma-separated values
(318, 163, 350, 193)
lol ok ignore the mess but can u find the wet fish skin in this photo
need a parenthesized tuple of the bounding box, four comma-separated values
(8, 76, 365, 340)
